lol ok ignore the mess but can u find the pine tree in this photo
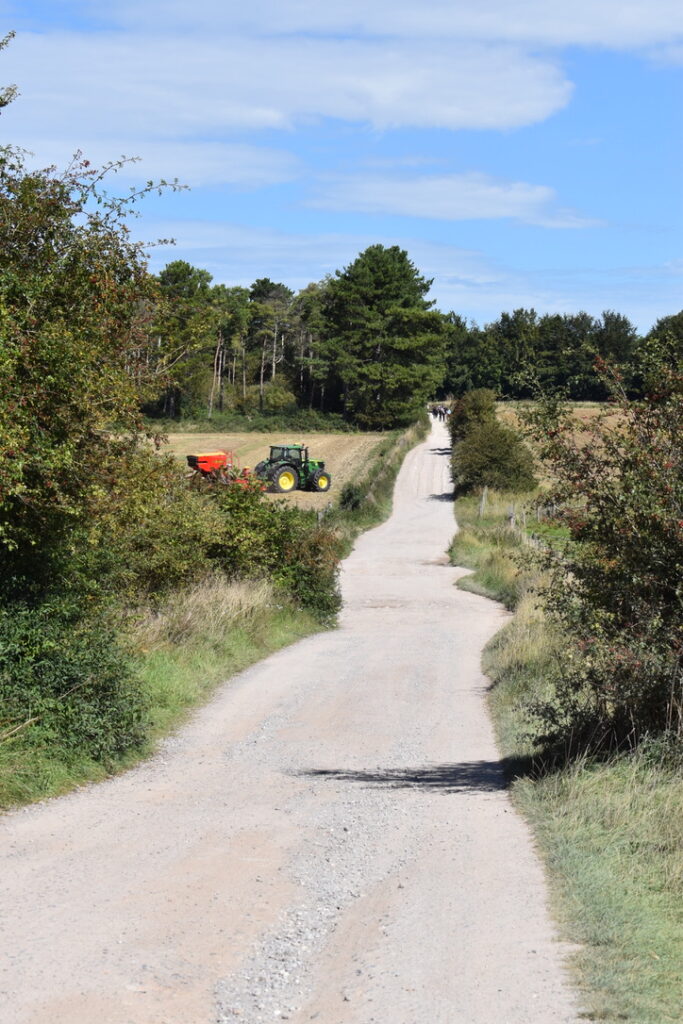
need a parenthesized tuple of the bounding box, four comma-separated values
(324, 245, 445, 428)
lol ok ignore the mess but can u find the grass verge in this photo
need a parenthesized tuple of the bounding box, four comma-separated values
(450, 492, 683, 1024)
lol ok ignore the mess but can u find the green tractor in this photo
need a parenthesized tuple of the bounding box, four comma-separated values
(254, 443, 332, 494)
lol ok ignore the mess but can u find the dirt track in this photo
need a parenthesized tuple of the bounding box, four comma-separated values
(0, 422, 579, 1023)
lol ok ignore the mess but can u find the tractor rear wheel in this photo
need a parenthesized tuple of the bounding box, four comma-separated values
(311, 469, 332, 492)
(272, 466, 298, 493)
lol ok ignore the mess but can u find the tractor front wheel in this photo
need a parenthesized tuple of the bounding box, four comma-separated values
(311, 469, 332, 492)
(272, 466, 298, 493)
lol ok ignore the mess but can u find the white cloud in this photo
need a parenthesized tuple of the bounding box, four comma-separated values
(650, 43, 683, 65)
(310, 172, 601, 228)
(78, 0, 683, 50)
(8, 137, 300, 188)
(3, 31, 572, 139)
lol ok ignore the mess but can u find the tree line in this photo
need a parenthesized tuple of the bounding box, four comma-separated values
(149, 246, 445, 430)
(149, 256, 683, 427)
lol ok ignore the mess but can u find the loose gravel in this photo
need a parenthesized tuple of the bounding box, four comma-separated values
(0, 422, 581, 1024)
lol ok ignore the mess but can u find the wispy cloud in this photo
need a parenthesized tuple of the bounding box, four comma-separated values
(309, 172, 602, 228)
(73, 0, 683, 50)
(7, 137, 301, 189)
(140, 220, 501, 290)
(3, 32, 571, 139)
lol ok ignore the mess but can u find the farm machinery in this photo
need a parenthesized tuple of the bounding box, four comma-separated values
(186, 443, 332, 494)
(185, 450, 264, 491)
(254, 444, 332, 493)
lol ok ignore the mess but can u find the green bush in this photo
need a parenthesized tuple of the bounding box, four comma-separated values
(523, 350, 683, 748)
(208, 485, 341, 623)
(449, 388, 497, 443)
(452, 418, 537, 494)
(146, 408, 354, 434)
(0, 597, 145, 759)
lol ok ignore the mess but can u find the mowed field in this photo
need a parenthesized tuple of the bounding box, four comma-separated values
(163, 431, 384, 508)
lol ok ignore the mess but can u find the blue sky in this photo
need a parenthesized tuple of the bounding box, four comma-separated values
(1, 1, 682, 331)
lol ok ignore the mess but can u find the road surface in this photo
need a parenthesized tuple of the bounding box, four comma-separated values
(0, 421, 579, 1023)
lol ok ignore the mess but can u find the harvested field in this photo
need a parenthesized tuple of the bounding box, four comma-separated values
(163, 431, 384, 508)
(498, 401, 621, 441)
(497, 402, 623, 484)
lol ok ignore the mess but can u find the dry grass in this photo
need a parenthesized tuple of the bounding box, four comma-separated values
(498, 401, 623, 467)
(134, 575, 275, 649)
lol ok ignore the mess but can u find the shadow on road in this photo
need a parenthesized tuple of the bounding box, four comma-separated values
(293, 760, 507, 794)
(428, 491, 454, 503)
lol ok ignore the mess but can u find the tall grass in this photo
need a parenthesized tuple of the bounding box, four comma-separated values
(450, 491, 683, 1023)
(448, 490, 537, 608)
(134, 575, 275, 649)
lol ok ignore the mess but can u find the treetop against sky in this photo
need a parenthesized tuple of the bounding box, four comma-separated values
(2, 0, 682, 331)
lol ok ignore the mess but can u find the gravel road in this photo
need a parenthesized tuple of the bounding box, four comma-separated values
(0, 421, 580, 1024)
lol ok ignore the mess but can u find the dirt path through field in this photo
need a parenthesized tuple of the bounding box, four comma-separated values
(0, 421, 579, 1023)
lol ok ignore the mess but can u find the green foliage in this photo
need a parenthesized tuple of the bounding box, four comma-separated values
(208, 486, 342, 623)
(442, 307, 641, 400)
(0, 139, 225, 773)
(523, 346, 683, 747)
(151, 408, 354, 433)
(0, 597, 145, 760)
(0, 147, 172, 566)
(449, 390, 537, 495)
(79, 452, 225, 602)
(448, 388, 498, 443)
(453, 419, 538, 494)
(324, 245, 446, 428)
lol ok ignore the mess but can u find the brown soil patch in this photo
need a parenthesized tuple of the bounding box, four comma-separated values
(162, 431, 384, 508)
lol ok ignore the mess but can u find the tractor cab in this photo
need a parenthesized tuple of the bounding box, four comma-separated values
(269, 444, 306, 464)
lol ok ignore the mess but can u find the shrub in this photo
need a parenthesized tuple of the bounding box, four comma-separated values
(0, 597, 145, 760)
(150, 408, 354, 434)
(523, 346, 683, 748)
(208, 485, 342, 623)
(449, 388, 497, 443)
(452, 418, 537, 494)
